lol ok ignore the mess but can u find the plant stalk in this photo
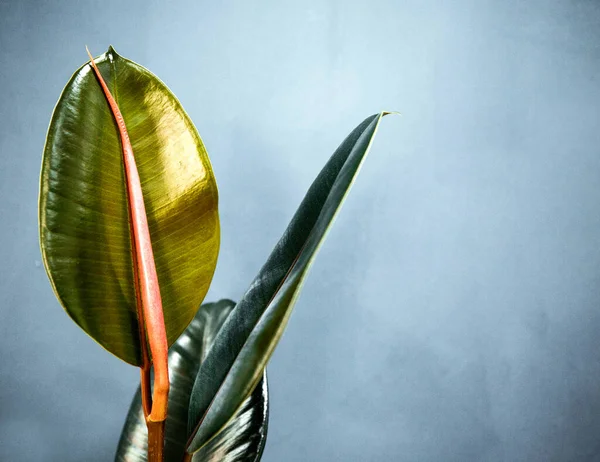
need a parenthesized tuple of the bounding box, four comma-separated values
(147, 420, 166, 462)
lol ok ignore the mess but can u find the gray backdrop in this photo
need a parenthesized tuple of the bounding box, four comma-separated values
(2, 0, 600, 461)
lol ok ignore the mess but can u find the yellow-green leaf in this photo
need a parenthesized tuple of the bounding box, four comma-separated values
(39, 46, 219, 365)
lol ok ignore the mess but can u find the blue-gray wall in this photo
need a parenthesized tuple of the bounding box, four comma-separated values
(2, 1, 600, 460)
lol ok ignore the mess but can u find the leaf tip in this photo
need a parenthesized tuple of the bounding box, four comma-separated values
(107, 45, 119, 59)
(382, 110, 401, 117)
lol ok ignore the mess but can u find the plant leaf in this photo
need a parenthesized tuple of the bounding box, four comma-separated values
(115, 300, 269, 462)
(39, 46, 220, 365)
(187, 112, 391, 452)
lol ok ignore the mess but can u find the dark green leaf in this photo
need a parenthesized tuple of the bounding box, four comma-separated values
(115, 300, 269, 462)
(187, 112, 391, 452)
(39, 46, 220, 365)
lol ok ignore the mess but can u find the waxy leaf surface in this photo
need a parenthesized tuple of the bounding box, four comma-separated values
(39, 47, 219, 365)
(115, 300, 269, 462)
(187, 113, 390, 452)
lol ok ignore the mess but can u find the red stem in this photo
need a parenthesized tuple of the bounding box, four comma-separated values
(86, 47, 170, 425)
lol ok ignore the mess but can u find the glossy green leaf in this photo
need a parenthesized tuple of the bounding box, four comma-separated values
(187, 112, 391, 452)
(115, 300, 269, 462)
(39, 47, 220, 365)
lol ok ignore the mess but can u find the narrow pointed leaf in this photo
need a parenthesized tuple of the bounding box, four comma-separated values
(187, 112, 391, 452)
(115, 300, 269, 462)
(39, 47, 220, 365)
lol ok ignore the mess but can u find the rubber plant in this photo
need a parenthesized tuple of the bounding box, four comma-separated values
(39, 46, 392, 461)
